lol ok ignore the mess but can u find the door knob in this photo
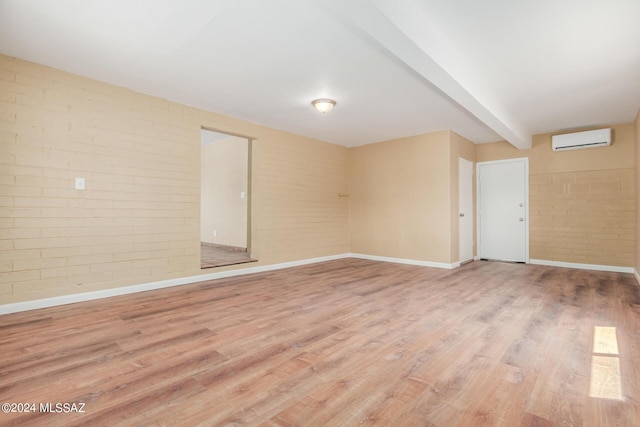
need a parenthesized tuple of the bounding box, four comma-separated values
(459, 213, 464, 217)
(519, 217, 524, 222)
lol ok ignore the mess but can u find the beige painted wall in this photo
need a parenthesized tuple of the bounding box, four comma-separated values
(0, 55, 349, 304)
(477, 123, 635, 267)
(200, 135, 248, 248)
(349, 131, 452, 263)
(636, 111, 640, 273)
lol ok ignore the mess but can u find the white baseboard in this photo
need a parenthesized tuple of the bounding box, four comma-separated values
(6, 254, 633, 316)
(0, 253, 352, 316)
(0, 253, 479, 315)
(530, 259, 634, 274)
(350, 253, 460, 270)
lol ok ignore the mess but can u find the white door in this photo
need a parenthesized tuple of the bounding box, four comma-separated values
(477, 158, 528, 262)
(458, 157, 474, 264)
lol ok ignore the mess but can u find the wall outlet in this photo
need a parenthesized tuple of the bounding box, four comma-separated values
(75, 177, 85, 190)
(213, 230, 217, 237)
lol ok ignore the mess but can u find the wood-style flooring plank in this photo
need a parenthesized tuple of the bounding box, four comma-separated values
(0, 258, 639, 426)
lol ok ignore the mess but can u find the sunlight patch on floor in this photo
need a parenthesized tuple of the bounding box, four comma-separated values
(593, 326, 619, 355)
(589, 326, 623, 400)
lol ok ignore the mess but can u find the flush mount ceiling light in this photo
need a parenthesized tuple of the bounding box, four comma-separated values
(311, 98, 336, 113)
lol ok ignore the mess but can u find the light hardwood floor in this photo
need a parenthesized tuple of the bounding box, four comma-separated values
(200, 243, 256, 269)
(1, 259, 639, 426)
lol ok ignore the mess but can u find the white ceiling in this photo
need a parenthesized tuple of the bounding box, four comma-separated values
(0, 0, 638, 148)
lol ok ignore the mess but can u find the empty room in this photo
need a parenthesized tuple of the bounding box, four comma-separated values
(1, 1, 639, 426)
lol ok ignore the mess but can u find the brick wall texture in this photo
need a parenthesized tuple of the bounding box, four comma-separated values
(0, 55, 349, 304)
(530, 169, 635, 267)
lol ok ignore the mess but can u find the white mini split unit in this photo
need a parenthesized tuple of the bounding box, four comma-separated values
(551, 128, 611, 151)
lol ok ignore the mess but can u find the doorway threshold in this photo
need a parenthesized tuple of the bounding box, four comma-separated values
(200, 242, 257, 269)
(479, 258, 526, 264)
(201, 258, 258, 269)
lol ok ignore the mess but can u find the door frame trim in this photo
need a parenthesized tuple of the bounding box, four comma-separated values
(476, 157, 529, 263)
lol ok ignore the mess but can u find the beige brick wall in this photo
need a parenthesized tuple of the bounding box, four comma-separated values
(530, 169, 635, 267)
(250, 131, 349, 262)
(0, 55, 349, 304)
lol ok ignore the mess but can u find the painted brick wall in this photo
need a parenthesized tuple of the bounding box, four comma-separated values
(251, 132, 349, 262)
(0, 55, 349, 304)
(530, 170, 635, 267)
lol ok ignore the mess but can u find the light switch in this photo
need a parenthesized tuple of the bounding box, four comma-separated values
(75, 178, 85, 190)
(240, 191, 245, 199)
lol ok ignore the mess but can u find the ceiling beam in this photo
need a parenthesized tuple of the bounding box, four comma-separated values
(324, 0, 532, 150)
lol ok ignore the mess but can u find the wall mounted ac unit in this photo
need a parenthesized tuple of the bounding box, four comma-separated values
(551, 128, 611, 151)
